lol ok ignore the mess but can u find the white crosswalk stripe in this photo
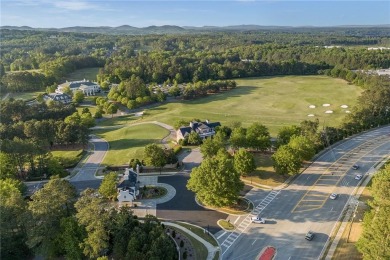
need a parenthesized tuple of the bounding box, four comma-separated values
(220, 190, 280, 255)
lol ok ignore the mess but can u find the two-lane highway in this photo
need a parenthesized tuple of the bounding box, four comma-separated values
(220, 126, 390, 260)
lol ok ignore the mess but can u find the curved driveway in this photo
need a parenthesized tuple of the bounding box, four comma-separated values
(220, 126, 390, 260)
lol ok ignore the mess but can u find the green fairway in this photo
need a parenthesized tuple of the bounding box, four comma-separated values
(140, 76, 361, 136)
(65, 67, 101, 82)
(93, 124, 169, 166)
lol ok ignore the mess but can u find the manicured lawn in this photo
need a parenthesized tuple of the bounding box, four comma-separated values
(138, 76, 361, 136)
(96, 114, 141, 127)
(65, 67, 101, 82)
(93, 124, 169, 166)
(76, 105, 97, 115)
(242, 153, 289, 187)
(6, 91, 45, 101)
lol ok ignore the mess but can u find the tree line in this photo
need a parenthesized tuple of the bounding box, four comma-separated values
(0, 176, 177, 260)
(0, 100, 92, 180)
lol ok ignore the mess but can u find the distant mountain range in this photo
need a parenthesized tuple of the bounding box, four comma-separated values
(1, 24, 389, 35)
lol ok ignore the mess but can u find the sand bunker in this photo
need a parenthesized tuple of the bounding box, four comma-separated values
(345, 110, 351, 113)
(325, 110, 333, 114)
(322, 104, 331, 107)
(307, 114, 315, 117)
(309, 105, 316, 108)
(341, 105, 348, 108)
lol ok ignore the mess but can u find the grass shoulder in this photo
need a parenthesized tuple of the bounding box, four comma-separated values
(331, 180, 373, 259)
(175, 222, 219, 247)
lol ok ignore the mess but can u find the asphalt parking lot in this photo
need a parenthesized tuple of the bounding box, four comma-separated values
(157, 173, 227, 234)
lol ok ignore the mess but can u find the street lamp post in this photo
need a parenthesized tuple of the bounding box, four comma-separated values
(347, 201, 359, 243)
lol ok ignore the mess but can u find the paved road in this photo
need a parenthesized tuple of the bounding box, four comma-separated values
(70, 135, 108, 182)
(25, 135, 107, 195)
(220, 126, 390, 260)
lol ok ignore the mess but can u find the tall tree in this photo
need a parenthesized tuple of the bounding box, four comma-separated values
(60, 217, 86, 260)
(0, 179, 30, 260)
(99, 172, 118, 201)
(26, 177, 77, 258)
(187, 149, 244, 207)
(288, 135, 316, 161)
(246, 122, 271, 151)
(277, 125, 301, 147)
(234, 148, 256, 177)
(200, 137, 224, 158)
(230, 126, 247, 150)
(272, 145, 302, 175)
(75, 188, 111, 259)
(144, 143, 167, 173)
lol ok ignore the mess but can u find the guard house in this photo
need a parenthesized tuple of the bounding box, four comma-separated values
(117, 168, 139, 203)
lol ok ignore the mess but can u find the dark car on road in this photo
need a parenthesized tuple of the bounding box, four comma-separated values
(305, 231, 315, 241)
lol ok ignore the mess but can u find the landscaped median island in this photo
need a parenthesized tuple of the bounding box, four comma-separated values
(196, 196, 254, 215)
(139, 185, 167, 199)
(218, 219, 235, 231)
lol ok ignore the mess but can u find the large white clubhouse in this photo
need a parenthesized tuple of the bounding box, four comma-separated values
(56, 79, 101, 96)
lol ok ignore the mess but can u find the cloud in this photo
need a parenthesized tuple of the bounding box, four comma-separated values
(7, 0, 103, 11)
(54, 1, 98, 11)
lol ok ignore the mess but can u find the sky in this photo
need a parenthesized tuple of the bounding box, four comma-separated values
(1, 0, 389, 28)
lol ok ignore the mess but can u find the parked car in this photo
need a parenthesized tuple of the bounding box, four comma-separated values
(352, 164, 359, 170)
(355, 174, 363, 180)
(251, 216, 266, 224)
(329, 193, 338, 200)
(305, 231, 315, 241)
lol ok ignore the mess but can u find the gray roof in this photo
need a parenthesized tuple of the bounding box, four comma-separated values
(59, 80, 98, 89)
(117, 169, 138, 189)
(178, 121, 221, 136)
(44, 93, 72, 101)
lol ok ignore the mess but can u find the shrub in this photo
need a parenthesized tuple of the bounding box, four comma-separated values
(180, 240, 184, 248)
(183, 251, 187, 259)
(173, 145, 182, 154)
(172, 230, 176, 238)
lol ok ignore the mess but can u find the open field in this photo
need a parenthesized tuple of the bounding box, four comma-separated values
(65, 67, 101, 82)
(139, 76, 361, 136)
(93, 124, 169, 166)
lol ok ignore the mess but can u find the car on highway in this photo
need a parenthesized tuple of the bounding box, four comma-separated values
(305, 231, 315, 241)
(352, 164, 360, 170)
(329, 193, 338, 200)
(251, 216, 266, 224)
(355, 174, 363, 180)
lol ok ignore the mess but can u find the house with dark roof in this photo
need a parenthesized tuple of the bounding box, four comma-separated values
(117, 168, 139, 203)
(176, 120, 221, 142)
(43, 93, 72, 104)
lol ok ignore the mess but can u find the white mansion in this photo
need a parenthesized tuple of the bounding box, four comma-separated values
(56, 79, 101, 96)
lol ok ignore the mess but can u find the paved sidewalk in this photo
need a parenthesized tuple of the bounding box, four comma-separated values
(163, 222, 220, 260)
